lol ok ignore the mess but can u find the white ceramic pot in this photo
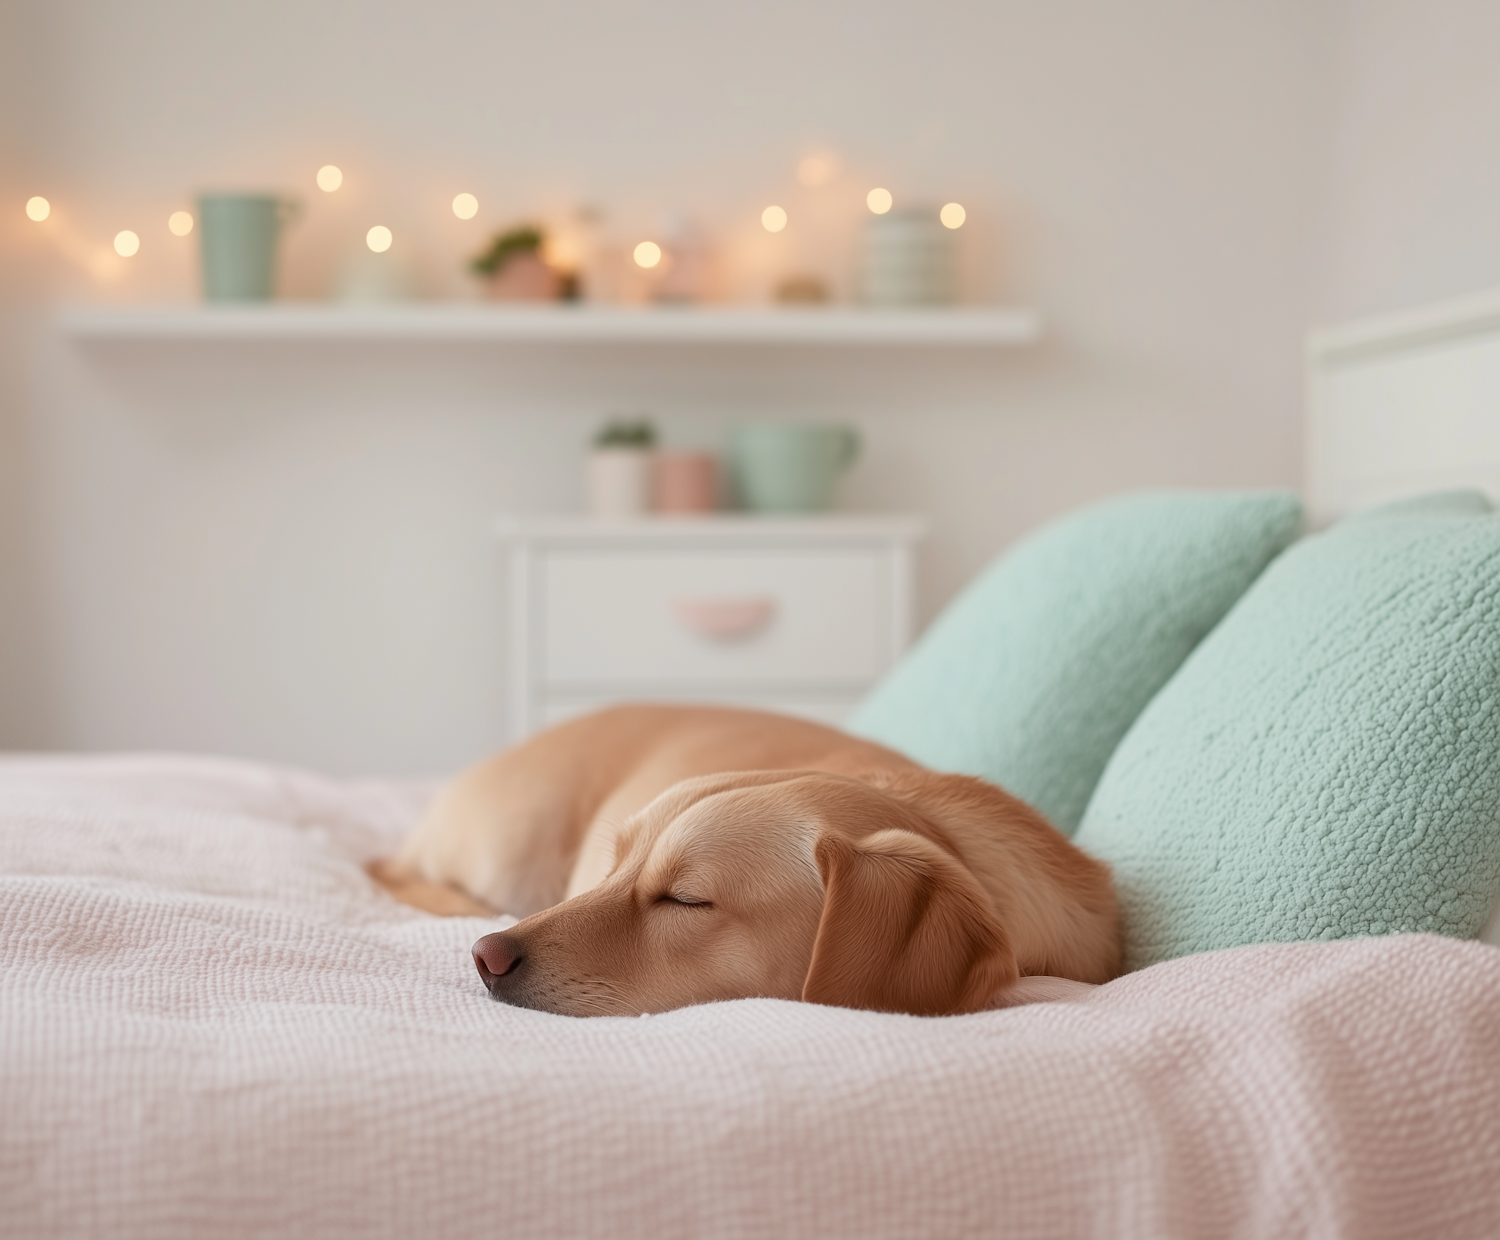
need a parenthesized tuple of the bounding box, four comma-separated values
(861, 208, 957, 306)
(335, 243, 416, 303)
(587, 448, 654, 517)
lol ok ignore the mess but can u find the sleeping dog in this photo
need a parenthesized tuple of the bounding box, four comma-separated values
(372, 705, 1120, 1016)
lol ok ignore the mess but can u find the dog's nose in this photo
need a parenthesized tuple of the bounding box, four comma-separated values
(473, 931, 524, 991)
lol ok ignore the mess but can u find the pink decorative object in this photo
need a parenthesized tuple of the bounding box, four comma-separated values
(486, 252, 561, 302)
(672, 596, 775, 641)
(653, 452, 718, 513)
(652, 219, 716, 304)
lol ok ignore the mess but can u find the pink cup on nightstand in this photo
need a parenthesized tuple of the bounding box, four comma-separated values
(653, 452, 719, 514)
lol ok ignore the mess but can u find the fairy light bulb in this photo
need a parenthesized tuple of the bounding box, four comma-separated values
(168, 211, 194, 236)
(866, 188, 893, 215)
(317, 165, 343, 192)
(633, 240, 662, 268)
(26, 196, 50, 222)
(366, 225, 392, 253)
(940, 202, 966, 229)
(761, 204, 788, 233)
(452, 193, 478, 220)
(114, 230, 140, 257)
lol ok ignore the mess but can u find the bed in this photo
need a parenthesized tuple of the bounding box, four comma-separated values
(7, 290, 1500, 1237)
(1306, 285, 1500, 521)
(4, 754, 1498, 1238)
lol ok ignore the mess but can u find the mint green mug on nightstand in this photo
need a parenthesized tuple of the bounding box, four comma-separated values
(198, 193, 299, 301)
(729, 422, 861, 513)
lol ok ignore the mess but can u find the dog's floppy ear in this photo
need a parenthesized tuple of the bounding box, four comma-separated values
(801, 829, 1018, 1016)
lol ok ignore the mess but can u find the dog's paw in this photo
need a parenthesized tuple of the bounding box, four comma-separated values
(985, 976, 1099, 1009)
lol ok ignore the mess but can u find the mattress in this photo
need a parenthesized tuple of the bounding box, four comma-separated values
(3, 754, 1499, 1238)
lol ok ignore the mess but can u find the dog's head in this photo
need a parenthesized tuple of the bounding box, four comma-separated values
(471, 770, 1018, 1017)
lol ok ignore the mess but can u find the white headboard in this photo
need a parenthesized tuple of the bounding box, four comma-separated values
(1306, 287, 1500, 524)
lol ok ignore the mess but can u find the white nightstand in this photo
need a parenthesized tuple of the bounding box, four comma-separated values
(496, 515, 926, 739)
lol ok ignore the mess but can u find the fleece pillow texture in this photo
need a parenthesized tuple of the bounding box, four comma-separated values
(1076, 490, 1500, 970)
(847, 491, 1302, 833)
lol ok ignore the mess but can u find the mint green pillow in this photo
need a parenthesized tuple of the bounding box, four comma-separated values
(1076, 490, 1500, 970)
(847, 491, 1302, 833)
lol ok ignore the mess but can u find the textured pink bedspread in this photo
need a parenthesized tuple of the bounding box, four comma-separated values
(2, 755, 1499, 1238)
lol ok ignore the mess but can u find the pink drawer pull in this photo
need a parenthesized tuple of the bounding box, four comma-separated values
(673, 597, 776, 641)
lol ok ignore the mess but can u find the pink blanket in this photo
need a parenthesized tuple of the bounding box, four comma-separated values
(2, 755, 1498, 1238)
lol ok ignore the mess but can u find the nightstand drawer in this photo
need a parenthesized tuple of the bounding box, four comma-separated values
(541, 549, 886, 684)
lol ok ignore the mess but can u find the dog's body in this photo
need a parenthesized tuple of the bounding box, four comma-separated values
(374, 704, 1120, 1016)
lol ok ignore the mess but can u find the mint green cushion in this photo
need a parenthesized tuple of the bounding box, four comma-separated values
(1075, 490, 1500, 970)
(847, 491, 1302, 833)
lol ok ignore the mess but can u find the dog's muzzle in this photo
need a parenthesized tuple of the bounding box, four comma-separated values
(472, 930, 525, 998)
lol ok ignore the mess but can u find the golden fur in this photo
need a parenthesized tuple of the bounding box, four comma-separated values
(372, 704, 1120, 1016)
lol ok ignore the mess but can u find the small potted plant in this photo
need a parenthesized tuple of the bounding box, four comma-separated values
(587, 417, 657, 517)
(471, 225, 574, 301)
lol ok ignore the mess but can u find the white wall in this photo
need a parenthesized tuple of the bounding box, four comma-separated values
(0, 1, 1325, 775)
(1315, 0, 1500, 322)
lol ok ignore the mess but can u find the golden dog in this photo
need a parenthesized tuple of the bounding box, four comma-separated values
(372, 705, 1120, 1016)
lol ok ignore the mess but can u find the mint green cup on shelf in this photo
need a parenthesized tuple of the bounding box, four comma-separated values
(729, 422, 860, 512)
(197, 194, 297, 301)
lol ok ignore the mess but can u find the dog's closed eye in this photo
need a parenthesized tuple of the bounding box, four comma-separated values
(655, 894, 713, 908)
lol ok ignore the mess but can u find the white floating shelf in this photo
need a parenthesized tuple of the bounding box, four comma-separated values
(57, 303, 1041, 347)
(493, 513, 928, 544)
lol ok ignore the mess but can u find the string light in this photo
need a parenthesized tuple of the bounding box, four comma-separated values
(168, 211, 194, 236)
(940, 202, 966, 229)
(366, 225, 392, 253)
(317, 165, 343, 192)
(761, 205, 787, 233)
(866, 188, 893, 215)
(452, 193, 478, 220)
(114, 230, 140, 257)
(25, 196, 50, 222)
(633, 240, 662, 268)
